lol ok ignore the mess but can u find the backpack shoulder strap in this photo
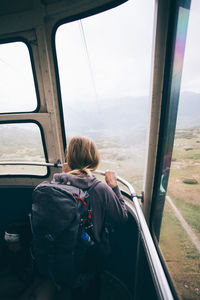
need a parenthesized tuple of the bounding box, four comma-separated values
(82, 180, 100, 221)
(87, 179, 100, 195)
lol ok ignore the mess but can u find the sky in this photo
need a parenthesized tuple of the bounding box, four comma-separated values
(56, 0, 155, 103)
(0, 42, 37, 112)
(0, 0, 199, 113)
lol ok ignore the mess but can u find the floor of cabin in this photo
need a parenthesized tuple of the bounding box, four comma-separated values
(0, 234, 131, 299)
(0, 269, 132, 300)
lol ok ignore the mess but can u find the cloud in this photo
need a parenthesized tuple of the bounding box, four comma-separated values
(56, 0, 155, 103)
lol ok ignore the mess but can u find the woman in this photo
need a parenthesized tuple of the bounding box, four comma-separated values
(61, 136, 128, 242)
(31, 136, 128, 300)
(55, 136, 128, 299)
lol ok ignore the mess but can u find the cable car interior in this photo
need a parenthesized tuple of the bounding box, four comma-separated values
(0, 0, 199, 299)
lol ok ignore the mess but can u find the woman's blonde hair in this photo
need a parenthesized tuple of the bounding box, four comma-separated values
(65, 136, 100, 176)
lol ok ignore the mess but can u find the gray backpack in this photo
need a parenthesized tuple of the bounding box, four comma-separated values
(30, 179, 107, 287)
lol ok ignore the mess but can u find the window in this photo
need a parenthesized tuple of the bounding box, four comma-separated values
(0, 123, 47, 175)
(158, 1, 200, 299)
(0, 41, 37, 113)
(56, 0, 155, 193)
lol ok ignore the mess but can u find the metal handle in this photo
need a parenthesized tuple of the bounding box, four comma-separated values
(94, 170, 174, 300)
(0, 161, 62, 167)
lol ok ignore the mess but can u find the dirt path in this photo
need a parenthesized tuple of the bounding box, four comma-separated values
(166, 195, 200, 253)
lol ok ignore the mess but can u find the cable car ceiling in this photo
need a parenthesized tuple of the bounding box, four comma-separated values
(0, 0, 128, 35)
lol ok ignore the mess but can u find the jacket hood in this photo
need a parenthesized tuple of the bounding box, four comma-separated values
(52, 172, 98, 190)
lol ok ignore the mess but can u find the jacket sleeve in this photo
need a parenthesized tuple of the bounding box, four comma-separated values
(103, 184, 128, 223)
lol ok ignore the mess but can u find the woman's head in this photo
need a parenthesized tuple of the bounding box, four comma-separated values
(65, 136, 100, 175)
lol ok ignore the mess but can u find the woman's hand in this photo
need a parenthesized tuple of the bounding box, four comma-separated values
(62, 163, 71, 173)
(105, 170, 117, 188)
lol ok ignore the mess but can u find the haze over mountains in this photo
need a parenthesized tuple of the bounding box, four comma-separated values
(0, 92, 200, 150)
(176, 92, 200, 128)
(64, 91, 200, 139)
(64, 95, 149, 142)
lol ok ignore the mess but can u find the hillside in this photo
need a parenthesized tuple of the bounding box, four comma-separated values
(0, 91, 200, 151)
(64, 92, 200, 139)
(177, 92, 200, 128)
(0, 124, 44, 160)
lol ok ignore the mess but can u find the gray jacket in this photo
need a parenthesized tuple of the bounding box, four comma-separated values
(52, 173, 128, 242)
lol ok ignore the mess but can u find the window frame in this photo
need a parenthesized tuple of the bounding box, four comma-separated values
(0, 119, 49, 178)
(148, 0, 192, 299)
(0, 37, 40, 115)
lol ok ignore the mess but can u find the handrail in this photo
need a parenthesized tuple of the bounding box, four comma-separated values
(0, 162, 173, 299)
(94, 170, 174, 300)
(94, 170, 137, 197)
(0, 161, 62, 167)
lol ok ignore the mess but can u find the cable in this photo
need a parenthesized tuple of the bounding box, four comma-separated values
(79, 20, 99, 102)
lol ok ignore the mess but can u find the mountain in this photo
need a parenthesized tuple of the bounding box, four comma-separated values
(0, 92, 200, 150)
(177, 92, 200, 128)
(64, 92, 200, 139)
(64, 95, 150, 143)
(0, 124, 43, 158)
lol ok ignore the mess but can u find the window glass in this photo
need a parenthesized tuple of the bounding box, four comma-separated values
(159, 1, 200, 299)
(0, 123, 47, 175)
(56, 0, 154, 193)
(0, 42, 37, 113)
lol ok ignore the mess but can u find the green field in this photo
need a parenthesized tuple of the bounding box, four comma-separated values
(160, 127, 200, 300)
